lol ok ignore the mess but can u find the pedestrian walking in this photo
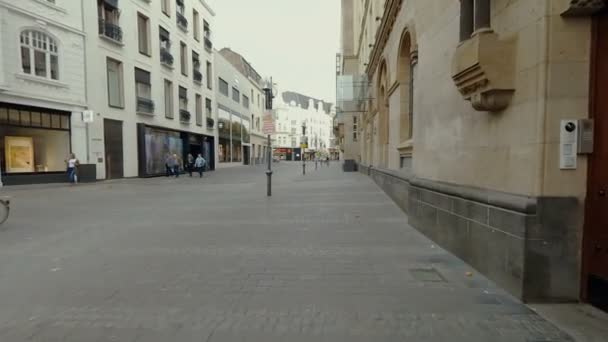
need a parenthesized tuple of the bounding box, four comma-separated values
(186, 153, 194, 177)
(165, 153, 173, 177)
(171, 154, 181, 178)
(65, 153, 79, 184)
(194, 154, 207, 178)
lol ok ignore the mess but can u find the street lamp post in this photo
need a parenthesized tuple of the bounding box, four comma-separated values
(302, 122, 307, 175)
(263, 78, 275, 197)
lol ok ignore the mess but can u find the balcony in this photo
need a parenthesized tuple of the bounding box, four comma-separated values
(206, 117, 214, 129)
(176, 12, 188, 31)
(160, 48, 174, 67)
(193, 70, 203, 83)
(98, 18, 123, 43)
(180, 109, 191, 123)
(137, 97, 154, 114)
(204, 36, 212, 52)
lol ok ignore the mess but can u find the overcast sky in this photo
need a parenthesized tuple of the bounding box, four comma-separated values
(207, 0, 341, 103)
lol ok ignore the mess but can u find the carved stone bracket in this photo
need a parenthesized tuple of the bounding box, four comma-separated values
(452, 30, 516, 112)
(561, 0, 606, 17)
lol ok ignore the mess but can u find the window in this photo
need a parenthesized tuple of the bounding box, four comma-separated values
(159, 26, 173, 66)
(106, 58, 124, 108)
(137, 13, 151, 56)
(206, 61, 213, 89)
(232, 87, 240, 102)
(243, 95, 249, 109)
(459, 0, 490, 42)
(179, 86, 189, 121)
(257, 94, 260, 107)
(97, 0, 121, 42)
(135, 68, 153, 113)
(164, 79, 174, 119)
(195, 94, 203, 126)
(176, 0, 188, 30)
(219, 78, 228, 96)
(205, 98, 212, 118)
(353, 116, 358, 141)
(161, 0, 170, 16)
(180, 42, 187, 76)
(20, 30, 59, 80)
(193, 10, 200, 41)
(203, 20, 212, 50)
(192, 51, 202, 83)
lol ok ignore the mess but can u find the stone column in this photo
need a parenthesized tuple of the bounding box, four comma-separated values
(474, 0, 491, 32)
(460, 0, 474, 41)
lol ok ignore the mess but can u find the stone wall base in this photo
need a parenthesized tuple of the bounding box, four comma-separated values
(360, 164, 581, 303)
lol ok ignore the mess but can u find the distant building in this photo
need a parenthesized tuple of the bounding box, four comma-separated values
(273, 91, 334, 161)
(219, 48, 268, 165)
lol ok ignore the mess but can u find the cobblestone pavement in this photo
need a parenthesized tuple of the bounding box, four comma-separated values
(0, 163, 573, 341)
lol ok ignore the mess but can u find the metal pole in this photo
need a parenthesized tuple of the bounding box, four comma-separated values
(266, 134, 272, 196)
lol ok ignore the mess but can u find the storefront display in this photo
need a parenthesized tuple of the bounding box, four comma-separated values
(0, 104, 71, 176)
(137, 124, 215, 177)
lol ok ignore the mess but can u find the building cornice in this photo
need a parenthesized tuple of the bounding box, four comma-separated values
(365, 0, 403, 77)
(0, 1, 85, 36)
(198, 0, 215, 17)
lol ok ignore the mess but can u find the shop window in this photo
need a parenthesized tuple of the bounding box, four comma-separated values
(20, 30, 59, 81)
(0, 105, 71, 174)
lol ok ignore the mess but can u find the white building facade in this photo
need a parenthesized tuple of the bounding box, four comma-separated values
(0, 0, 89, 185)
(83, 0, 217, 179)
(273, 91, 334, 161)
(214, 49, 267, 166)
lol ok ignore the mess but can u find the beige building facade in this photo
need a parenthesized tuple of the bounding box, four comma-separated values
(338, 0, 608, 308)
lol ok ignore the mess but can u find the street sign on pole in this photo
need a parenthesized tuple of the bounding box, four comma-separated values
(263, 110, 275, 135)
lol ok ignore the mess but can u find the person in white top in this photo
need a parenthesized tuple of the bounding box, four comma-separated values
(65, 153, 79, 184)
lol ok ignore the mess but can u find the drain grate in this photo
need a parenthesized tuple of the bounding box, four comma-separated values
(409, 268, 447, 282)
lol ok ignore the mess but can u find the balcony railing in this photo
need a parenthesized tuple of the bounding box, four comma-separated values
(180, 109, 191, 122)
(137, 97, 154, 114)
(193, 70, 203, 83)
(204, 36, 212, 51)
(206, 117, 214, 128)
(176, 12, 188, 31)
(98, 18, 123, 43)
(160, 48, 174, 66)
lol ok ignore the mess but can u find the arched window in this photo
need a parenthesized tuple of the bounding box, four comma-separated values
(397, 31, 417, 143)
(20, 30, 59, 80)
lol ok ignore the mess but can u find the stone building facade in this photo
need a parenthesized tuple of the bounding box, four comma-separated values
(338, 0, 608, 309)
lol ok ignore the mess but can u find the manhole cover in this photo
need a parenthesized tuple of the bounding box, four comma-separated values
(409, 268, 446, 282)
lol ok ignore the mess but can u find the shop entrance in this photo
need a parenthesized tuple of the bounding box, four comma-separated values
(583, 11, 608, 311)
(243, 146, 250, 165)
(103, 119, 123, 179)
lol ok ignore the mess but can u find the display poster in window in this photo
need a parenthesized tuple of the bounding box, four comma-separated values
(5, 136, 34, 173)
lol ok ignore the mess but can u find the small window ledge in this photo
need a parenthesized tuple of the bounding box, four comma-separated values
(452, 30, 516, 112)
(397, 139, 413, 153)
(180, 120, 191, 125)
(193, 80, 202, 86)
(137, 111, 155, 117)
(99, 35, 124, 47)
(34, 0, 67, 13)
(15, 73, 68, 88)
(161, 62, 174, 70)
